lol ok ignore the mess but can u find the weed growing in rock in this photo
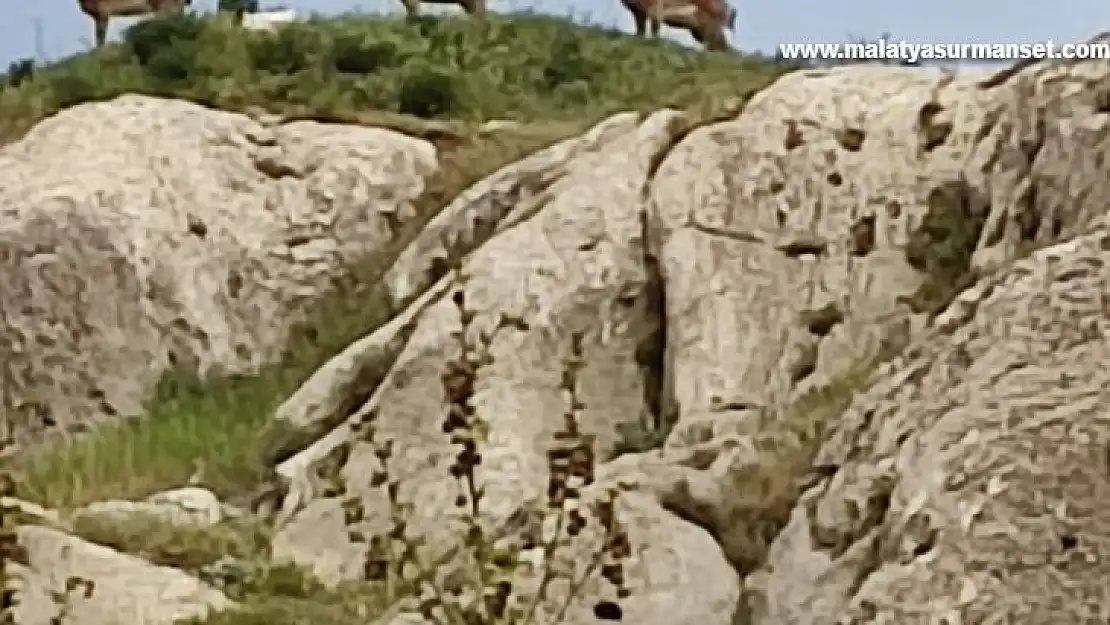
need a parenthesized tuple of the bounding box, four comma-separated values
(340, 275, 631, 624)
(0, 474, 24, 625)
(902, 179, 987, 317)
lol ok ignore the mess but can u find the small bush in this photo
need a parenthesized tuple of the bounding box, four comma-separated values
(903, 180, 986, 315)
(123, 12, 206, 67)
(542, 31, 602, 91)
(5, 58, 34, 89)
(248, 24, 325, 75)
(330, 33, 401, 74)
(48, 72, 109, 109)
(397, 65, 459, 118)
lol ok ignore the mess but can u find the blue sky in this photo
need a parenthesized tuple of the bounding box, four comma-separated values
(5, 0, 1110, 65)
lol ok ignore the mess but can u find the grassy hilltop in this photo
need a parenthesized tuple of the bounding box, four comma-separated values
(0, 12, 791, 141)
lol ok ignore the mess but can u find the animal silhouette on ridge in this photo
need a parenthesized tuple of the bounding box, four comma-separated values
(621, 0, 738, 51)
(77, 0, 192, 48)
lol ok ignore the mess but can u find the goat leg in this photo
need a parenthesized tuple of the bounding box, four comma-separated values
(94, 16, 108, 48)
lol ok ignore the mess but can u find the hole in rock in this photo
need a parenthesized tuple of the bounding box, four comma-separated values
(849, 215, 876, 257)
(593, 601, 623, 621)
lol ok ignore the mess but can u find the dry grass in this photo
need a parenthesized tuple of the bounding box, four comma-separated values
(721, 359, 880, 574)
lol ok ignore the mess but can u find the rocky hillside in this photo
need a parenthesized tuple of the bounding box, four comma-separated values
(1, 12, 1108, 625)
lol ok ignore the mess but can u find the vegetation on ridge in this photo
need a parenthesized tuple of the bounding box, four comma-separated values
(0, 11, 789, 143)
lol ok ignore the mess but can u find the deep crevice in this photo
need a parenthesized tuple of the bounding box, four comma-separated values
(917, 101, 952, 153)
(848, 215, 876, 257)
(800, 303, 844, 337)
(777, 238, 828, 258)
(612, 207, 673, 458)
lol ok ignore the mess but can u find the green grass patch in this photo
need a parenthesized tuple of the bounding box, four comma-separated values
(69, 512, 270, 572)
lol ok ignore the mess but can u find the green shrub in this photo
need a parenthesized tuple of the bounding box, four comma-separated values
(329, 33, 401, 74)
(397, 63, 459, 117)
(122, 12, 209, 90)
(247, 24, 325, 75)
(124, 12, 206, 66)
(49, 72, 109, 109)
(903, 180, 986, 315)
(5, 58, 34, 89)
(542, 30, 602, 90)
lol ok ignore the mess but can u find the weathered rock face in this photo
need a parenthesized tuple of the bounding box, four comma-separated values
(264, 53, 1110, 625)
(0, 94, 436, 440)
(270, 109, 745, 623)
(737, 47, 1110, 622)
(743, 228, 1110, 624)
(9, 41, 1110, 625)
(967, 43, 1110, 271)
(648, 65, 995, 439)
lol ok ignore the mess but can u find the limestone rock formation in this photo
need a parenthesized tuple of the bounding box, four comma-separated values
(0, 94, 437, 442)
(264, 53, 1110, 624)
(269, 109, 734, 622)
(7, 37, 1110, 625)
(648, 64, 995, 433)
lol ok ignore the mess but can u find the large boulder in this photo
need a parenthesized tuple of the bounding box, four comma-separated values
(742, 227, 1110, 624)
(269, 109, 746, 624)
(0, 94, 436, 441)
(11, 524, 230, 625)
(648, 64, 995, 439)
(740, 47, 1110, 623)
(266, 50, 1110, 625)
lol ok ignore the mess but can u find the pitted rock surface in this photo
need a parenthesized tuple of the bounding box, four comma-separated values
(742, 230, 1110, 624)
(0, 94, 436, 440)
(967, 42, 1110, 271)
(266, 55, 1110, 625)
(648, 65, 996, 440)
